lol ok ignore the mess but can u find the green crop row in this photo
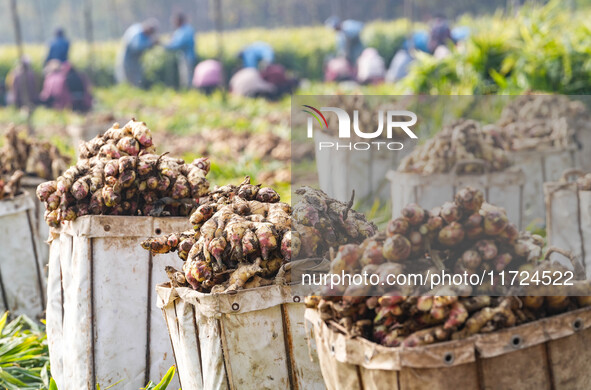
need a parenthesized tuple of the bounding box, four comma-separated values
(401, 0, 591, 94)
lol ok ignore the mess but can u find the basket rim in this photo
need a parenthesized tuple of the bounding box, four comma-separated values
(305, 305, 591, 369)
(0, 192, 35, 217)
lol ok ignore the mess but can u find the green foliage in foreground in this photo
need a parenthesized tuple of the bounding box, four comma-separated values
(141, 366, 176, 390)
(0, 312, 50, 390)
(0, 312, 176, 390)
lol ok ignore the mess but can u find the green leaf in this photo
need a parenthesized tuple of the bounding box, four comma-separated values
(0, 368, 29, 387)
(489, 69, 508, 89)
(102, 378, 124, 389)
(49, 378, 59, 390)
(143, 366, 176, 390)
(0, 312, 8, 336)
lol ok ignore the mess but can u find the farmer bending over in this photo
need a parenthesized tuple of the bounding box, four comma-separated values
(238, 42, 274, 69)
(115, 18, 159, 88)
(325, 16, 365, 66)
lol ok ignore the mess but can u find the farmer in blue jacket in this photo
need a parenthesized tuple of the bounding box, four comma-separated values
(239, 42, 275, 69)
(45, 28, 69, 65)
(115, 19, 159, 87)
(325, 16, 365, 65)
(165, 12, 196, 88)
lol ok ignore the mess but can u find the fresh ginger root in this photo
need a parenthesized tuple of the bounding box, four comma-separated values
(452, 297, 519, 340)
(165, 266, 188, 287)
(226, 258, 263, 291)
(403, 325, 452, 347)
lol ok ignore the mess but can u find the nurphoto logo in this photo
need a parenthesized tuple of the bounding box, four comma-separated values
(302, 104, 418, 151)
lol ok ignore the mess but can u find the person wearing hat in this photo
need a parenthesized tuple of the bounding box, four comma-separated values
(115, 18, 159, 87)
(45, 28, 70, 65)
(164, 12, 196, 89)
(325, 16, 365, 66)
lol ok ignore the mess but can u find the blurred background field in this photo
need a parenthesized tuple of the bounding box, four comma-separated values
(0, 21, 410, 87)
(2, 1, 591, 93)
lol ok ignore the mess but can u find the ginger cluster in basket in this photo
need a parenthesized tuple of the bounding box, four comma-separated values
(35, 120, 210, 227)
(306, 187, 591, 347)
(398, 96, 590, 175)
(325, 187, 542, 295)
(142, 185, 376, 293)
(488, 94, 590, 151)
(398, 119, 511, 175)
(142, 177, 292, 292)
(307, 294, 591, 348)
(293, 186, 377, 258)
(1, 126, 70, 180)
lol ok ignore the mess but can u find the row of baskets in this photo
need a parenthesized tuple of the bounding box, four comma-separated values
(43, 215, 591, 390)
(2, 104, 590, 389)
(315, 130, 591, 275)
(0, 165, 587, 389)
(316, 132, 581, 230)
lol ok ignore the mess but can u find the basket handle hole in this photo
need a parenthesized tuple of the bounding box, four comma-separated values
(443, 352, 454, 365)
(511, 335, 522, 348)
(573, 318, 583, 331)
